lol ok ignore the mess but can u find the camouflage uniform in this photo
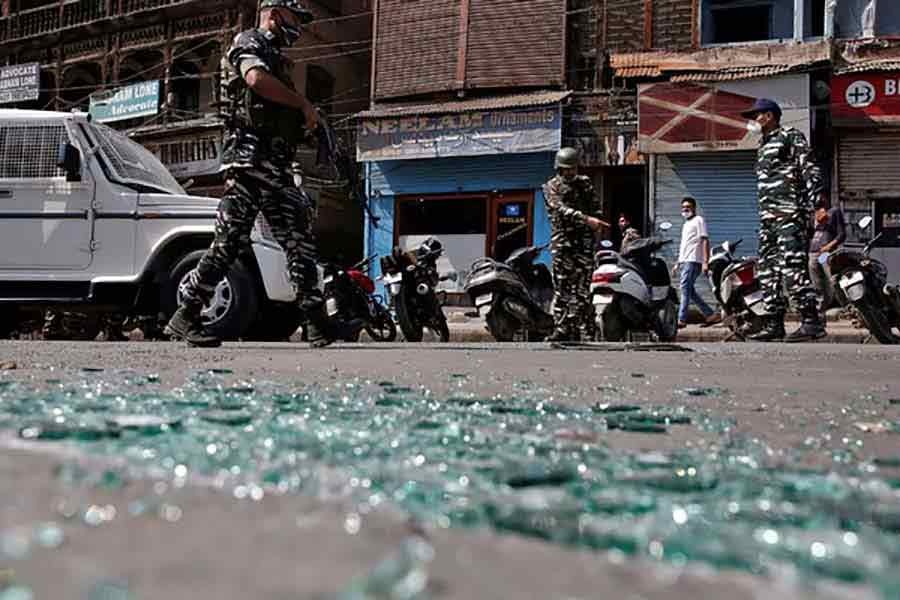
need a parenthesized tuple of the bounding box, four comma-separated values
(755, 126, 824, 317)
(178, 28, 321, 317)
(543, 174, 596, 340)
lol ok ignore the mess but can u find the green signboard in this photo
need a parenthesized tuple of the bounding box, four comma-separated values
(89, 81, 160, 123)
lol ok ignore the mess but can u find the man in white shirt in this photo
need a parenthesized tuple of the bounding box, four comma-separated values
(674, 197, 720, 328)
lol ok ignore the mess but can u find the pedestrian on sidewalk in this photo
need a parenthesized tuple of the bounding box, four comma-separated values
(673, 197, 720, 329)
(808, 198, 846, 314)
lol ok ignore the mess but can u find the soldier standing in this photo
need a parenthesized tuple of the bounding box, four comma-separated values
(542, 147, 607, 342)
(166, 0, 334, 348)
(741, 99, 827, 342)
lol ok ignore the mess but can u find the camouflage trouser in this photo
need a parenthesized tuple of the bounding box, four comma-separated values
(179, 166, 321, 310)
(551, 245, 594, 339)
(758, 215, 817, 316)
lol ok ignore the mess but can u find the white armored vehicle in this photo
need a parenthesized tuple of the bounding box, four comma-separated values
(0, 109, 301, 340)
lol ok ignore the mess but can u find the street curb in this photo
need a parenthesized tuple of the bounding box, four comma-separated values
(447, 324, 871, 344)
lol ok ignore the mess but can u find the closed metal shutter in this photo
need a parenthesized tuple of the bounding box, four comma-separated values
(655, 151, 759, 303)
(839, 132, 900, 198)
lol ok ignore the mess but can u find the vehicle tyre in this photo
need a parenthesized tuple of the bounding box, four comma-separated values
(430, 311, 450, 343)
(163, 250, 259, 341)
(395, 291, 423, 342)
(598, 304, 628, 342)
(656, 296, 679, 342)
(485, 309, 518, 342)
(252, 302, 304, 341)
(365, 305, 397, 342)
(854, 298, 899, 344)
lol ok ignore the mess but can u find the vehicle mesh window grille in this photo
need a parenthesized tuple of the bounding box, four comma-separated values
(90, 122, 182, 193)
(0, 122, 67, 179)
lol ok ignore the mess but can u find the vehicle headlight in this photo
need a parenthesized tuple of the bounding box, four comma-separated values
(721, 274, 735, 303)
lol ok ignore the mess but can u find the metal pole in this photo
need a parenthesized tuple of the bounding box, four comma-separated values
(794, 0, 805, 42)
(647, 153, 656, 234)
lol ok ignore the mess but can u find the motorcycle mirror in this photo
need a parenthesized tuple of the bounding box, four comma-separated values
(858, 216, 873, 230)
(600, 240, 614, 249)
(659, 221, 673, 231)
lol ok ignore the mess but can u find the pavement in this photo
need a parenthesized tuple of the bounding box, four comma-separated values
(0, 340, 898, 599)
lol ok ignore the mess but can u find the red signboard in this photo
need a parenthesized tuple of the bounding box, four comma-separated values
(832, 73, 900, 124)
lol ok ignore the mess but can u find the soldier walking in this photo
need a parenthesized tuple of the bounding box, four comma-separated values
(166, 0, 334, 348)
(542, 148, 607, 342)
(742, 99, 827, 342)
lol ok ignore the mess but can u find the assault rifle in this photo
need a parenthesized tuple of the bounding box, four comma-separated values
(313, 115, 380, 228)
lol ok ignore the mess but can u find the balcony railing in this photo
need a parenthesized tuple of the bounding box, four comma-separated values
(0, 0, 200, 45)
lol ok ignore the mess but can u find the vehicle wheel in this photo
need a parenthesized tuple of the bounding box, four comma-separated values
(395, 292, 423, 342)
(430, 312, 450, 343)
(163, 250, 260, 341)
(251, 302, 303, 341)
(854, 298, 899, 344)
(365, 306, 397, 342)
(485, 309, 518, 342)
(599, 304, 628, 342)
(656, 297, 679, 342)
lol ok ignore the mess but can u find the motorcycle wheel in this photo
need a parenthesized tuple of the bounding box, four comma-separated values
(430, 313, 450, 343)
(485, 308, 518, 342)
(395, 292, 424, 342)
(598, 304, 628, 342)
(365, 307, 398, 342)
(854, 298, 899, 344)
(656, 297, 678, 342)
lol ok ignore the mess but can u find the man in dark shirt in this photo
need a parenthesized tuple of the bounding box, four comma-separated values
(809, 199, 846, 313)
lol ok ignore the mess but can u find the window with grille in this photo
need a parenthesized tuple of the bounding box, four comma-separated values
(0, 122, 68, 179)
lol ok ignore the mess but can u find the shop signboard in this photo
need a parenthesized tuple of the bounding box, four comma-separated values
(0, 63, 40, 105)
(638, 74, 810, 153)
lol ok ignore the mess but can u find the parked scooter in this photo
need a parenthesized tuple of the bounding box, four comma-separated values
(827, 216, 900, 344)
(322, 255, 397, 343)
(590, 222, 679, 342)
(707, 238, 770, 340)
(464, 244, 555, 341)
(380, 237, 453, 342)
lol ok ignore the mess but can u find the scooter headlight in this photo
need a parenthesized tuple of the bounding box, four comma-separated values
(721, 274, 736, 304)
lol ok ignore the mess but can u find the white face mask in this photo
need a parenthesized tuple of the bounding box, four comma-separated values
(746, 120, 763, 134)
(681, 209, 694, 219)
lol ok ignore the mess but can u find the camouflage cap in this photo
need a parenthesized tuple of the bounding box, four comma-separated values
(259, 0, 314, 24)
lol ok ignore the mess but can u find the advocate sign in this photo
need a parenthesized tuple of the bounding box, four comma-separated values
(357, 105, 562, 161)
(0, 63, 40, 105)
(89, 81, 160, 123)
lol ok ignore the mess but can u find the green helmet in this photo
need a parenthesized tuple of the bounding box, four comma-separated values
(259, 0, 314, 23)
(555, 147, 579, 170)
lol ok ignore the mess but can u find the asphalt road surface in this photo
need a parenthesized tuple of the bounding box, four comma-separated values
(1, 340, 898, 600)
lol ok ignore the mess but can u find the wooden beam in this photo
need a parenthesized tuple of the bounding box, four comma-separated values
(691, 0, 700, 48)
(455, 0, 471, 91)
(644, 0, 653, 50)
(369, 0, 378, 103)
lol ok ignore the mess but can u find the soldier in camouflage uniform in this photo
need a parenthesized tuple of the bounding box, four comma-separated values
(742, 99, 827, 342)
(542, 147, 607, 342)
(166, 0, 334, 348)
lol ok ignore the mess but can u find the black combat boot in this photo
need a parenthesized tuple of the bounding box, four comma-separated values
(785, 308, 827, 343)
(303, 299, 335, 349)
(164, 306, 221, 348)
(748, 315, 786, 342)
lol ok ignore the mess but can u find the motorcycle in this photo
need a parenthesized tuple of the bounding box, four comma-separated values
(380, 237, 453, 342)
(590, 222, 679, 342)
(707, 238, 770, 340)
(322, 255, 397, 343)
(827, 216, 900, 344)
(463, 244, 555, 342)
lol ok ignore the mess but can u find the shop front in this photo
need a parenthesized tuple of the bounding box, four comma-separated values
(832, 73, 900, 279)
(357, 92, 569, 300)
(639, 74, 812, 300)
